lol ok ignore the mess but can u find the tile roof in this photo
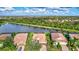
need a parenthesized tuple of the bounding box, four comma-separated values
(14, 33, 28, 46)
(33, 33, 47, 51)
(0, 34, 11, 40)
(69, 34, 79, 39)
(51, 33, 67, 42)
(33, 33, 47, 44)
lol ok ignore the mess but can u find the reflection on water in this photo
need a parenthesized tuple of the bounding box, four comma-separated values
(0, 23, 49, 33)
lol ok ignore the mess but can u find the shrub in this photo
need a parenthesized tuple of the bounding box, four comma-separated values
(29, 39, 41, 51)
(11, 32, 17, 38)
(3, 37, 16, 50)
(57, 42, 62, 50)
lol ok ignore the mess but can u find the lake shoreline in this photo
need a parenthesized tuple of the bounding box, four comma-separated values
(9, 22, 79, 34)
(0, 22, 78, 34)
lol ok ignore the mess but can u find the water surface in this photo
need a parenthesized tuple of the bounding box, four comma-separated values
(0, 23, 49, 34)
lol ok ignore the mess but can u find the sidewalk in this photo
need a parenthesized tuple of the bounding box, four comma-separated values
(61, 45, 69, 51)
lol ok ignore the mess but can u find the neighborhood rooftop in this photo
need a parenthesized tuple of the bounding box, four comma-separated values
(51, 33, 67, 42)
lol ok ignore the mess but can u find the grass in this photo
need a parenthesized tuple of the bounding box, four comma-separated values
(24, 32, 41, 51)
(65, 36, 78, 51)
(0, 36, 16, 51)
(24, 32, 33, 51)
(45, 32, 61, 51)
(1, 17, 79, 33)
(9, 22, 79, 33)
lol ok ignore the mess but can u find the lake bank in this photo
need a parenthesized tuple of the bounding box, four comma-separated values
(9, 22, 79, 33)
(0, 22, 79, 34)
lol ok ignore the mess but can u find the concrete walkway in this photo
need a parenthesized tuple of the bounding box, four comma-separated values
(61, 45, 69, 51)
(40, 44, 47, 51)
(76, 47, 79, 51)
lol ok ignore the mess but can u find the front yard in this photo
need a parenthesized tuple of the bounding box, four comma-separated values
(0, 36, 16, 51)
(24, 32, 41, 51)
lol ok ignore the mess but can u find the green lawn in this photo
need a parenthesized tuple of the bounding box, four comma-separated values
(24, 32, 41, 51)
(0, 34, 17, 51)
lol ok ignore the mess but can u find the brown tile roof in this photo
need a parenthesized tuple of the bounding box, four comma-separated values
(0, 34, 11, 40)
(14, 33, 28, 46)
(51, 33, 67, 42)
(33, 33, 47, 44)
(69, 34, 79, 39)
(33, 33, 47, 51)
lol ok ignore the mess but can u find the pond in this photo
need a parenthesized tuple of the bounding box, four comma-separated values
(0, 23, 50, 34)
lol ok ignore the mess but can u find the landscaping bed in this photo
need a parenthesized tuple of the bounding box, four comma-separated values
(0, 36, 16, 51)
(0, 33, 17, 51)
(24, 32, 41, 51)
(45, 32, 62, 51)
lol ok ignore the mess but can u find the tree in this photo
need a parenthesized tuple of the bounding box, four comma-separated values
(11, 32, 16, 38)
(29, 39, 41, 51)
(57, 42, 62, 50)
(64, 33, 70, 41)
(67, 38, 77, 51)
(3, 37, 16, 50)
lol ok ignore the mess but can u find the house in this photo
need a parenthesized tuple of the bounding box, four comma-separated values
(0, 34, 11, 40)
(51, 33, 68, 51)
(33, 33, 47, 51)
(0, 34, 11, 48)
(69, 34, 79, 39)
(13, 33, 28, 51)
(51, 33, 67, 45)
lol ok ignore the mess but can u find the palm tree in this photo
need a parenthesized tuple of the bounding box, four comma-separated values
(57, 42, 62, 50)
